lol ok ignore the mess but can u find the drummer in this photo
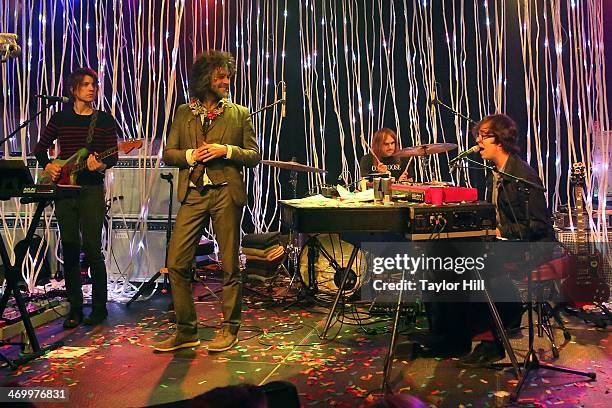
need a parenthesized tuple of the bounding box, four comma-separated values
(359, 128, 411, 182)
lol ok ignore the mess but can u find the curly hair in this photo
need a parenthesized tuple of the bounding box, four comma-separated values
(65, 67, 99, 99)
(472, 114, 520, 154)
(189, 50, 236, 100)
(372, 127, 400, 164)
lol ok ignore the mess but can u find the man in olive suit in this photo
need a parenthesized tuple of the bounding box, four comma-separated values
(153, 50, 260, 352)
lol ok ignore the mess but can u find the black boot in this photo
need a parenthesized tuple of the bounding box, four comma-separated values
(457, 341, 505, 368)
(83, 306, 108, 326)
(63, 308, 83, 329)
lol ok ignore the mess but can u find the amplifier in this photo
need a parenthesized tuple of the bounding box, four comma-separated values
(106, 218, 172, 282)
(105, 163, 179, 219)
(406, 201, 496, 234)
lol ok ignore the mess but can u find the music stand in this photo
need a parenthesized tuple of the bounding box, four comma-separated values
(0, 160, 64, 368)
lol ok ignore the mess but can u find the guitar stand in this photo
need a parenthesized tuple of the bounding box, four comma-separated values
(0, 201, 63, 368)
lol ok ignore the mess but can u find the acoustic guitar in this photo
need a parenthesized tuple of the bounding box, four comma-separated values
(38, 140, 142, 185)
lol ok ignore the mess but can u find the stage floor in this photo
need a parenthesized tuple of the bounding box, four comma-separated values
(0, 282, 610, 408)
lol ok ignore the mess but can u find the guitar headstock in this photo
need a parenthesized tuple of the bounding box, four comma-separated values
(119, 140, 143, 154)
(571, 162, 586, 186)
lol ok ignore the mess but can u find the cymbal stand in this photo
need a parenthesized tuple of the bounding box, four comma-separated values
(288, 156, 298, 199)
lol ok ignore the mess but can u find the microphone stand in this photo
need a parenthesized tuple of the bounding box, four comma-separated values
(0, 101, 56, 147)
(431, 99, 478, 125)
(248, 98, 284, 118)
(127, 172, 174, 306)
(461, 157, 545, 191)
(459, 156, 595, 400)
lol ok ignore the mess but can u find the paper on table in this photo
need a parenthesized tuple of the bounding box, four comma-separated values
(336, 185, 374, 202)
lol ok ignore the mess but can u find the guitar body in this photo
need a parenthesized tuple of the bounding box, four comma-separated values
(561, 162, 611, 306)
(561, 250, 610, 306)
(37, 140, 142, 185)
(38, 148, 89, 185)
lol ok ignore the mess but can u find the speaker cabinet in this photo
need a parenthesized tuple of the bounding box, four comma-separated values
(105, 218, 170, 282)
(105, 158, 180, 219)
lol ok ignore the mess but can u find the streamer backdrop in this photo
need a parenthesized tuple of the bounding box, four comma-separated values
(1, 0, 609, 293)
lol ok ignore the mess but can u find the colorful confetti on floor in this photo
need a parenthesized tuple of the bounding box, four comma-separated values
(0, 286, 610, 407)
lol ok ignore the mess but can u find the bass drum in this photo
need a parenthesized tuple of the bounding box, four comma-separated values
(298, 234, 367, 297)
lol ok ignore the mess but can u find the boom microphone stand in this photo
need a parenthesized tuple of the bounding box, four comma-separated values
(0, 101, 57, 147)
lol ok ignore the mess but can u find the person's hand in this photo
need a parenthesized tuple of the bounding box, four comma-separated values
(495, 228, 502, 238)
(44, 162, 62, 182)
(193, 143, 228, 163)
(398, 172, 412, 182)
(87, 154, 106, 172)
(376, 163, 388, 173)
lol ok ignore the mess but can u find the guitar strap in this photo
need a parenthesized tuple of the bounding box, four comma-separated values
(85, 110, 99, 152)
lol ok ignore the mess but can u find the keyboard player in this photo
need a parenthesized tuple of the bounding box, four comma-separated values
(409, 114, 554, 366)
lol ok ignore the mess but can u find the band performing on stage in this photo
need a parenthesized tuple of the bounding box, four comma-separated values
(1, 3, 611, 405)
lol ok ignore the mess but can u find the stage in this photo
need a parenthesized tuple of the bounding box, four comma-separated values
(0, 279, 609, 408)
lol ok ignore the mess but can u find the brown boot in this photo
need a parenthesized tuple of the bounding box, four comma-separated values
(207, 325, 239, 352)
(152, 333, 200, 352)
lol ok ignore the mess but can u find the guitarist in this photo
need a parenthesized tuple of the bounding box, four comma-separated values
(32, 67, 118, 329)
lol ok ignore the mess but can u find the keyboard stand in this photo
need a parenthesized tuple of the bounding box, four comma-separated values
(0, 200, 64, 368)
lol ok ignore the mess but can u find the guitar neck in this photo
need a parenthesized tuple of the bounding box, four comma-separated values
(575, 185, 588, 250)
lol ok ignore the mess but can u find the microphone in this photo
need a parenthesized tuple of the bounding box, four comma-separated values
(35, 94, 69, 103)
(280, 82, 286, 118)
(449, 145, 481, 165)
(36, 94, 69, 103)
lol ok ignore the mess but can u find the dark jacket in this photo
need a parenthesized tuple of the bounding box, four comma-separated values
(485, 154, 555, 241)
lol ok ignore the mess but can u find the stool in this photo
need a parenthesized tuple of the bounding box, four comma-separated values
(526, 254, 573, 358)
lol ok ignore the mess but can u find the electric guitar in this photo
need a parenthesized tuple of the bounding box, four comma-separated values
(38, 140, 142, 185)
(561, 162, 610, 306)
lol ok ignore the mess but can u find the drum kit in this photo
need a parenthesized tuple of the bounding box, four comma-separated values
(260, 143, 458, 299)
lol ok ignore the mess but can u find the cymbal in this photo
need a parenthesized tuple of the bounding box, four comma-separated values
(261, 159, 327, 173)
(392, 143, 458, 157)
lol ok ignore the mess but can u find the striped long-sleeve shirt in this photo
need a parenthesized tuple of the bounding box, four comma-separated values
(33, 107, 119, 185)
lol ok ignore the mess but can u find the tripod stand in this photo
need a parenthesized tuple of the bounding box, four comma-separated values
(508, 255, 595, 401)
(127, 172, 174, 306)
(464, 158, 595, 400)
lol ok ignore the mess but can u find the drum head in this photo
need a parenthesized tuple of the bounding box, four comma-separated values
(298, 234, 366, 297)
